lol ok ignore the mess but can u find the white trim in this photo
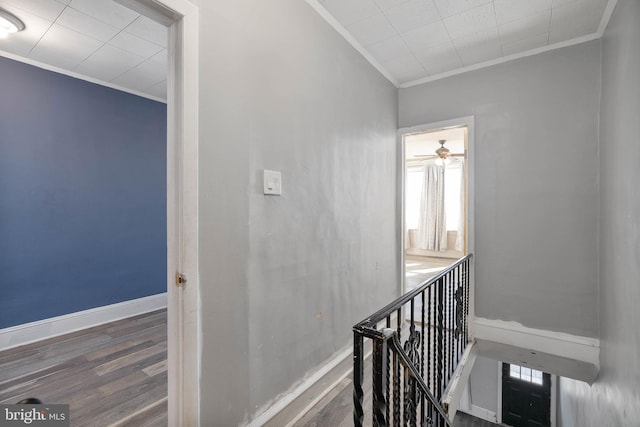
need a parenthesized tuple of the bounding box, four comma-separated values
(304, 0, 399, 88)
(497, 360, 503, 424)
(398, 129, 406, 295)
(473, 317, 600, 367)
(462, 404, 498, 424)
(247, 346, 353, 427)
(598, 0, 619, 35)
(154, 0, 200, 426)
(551, 372, 557, 427)
(0, 49, 166, 104)
(442, 341, 478, 421)
(400, 33, 601, 88)
(0, 293, 167, 351)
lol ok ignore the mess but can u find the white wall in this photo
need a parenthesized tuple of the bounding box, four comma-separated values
(558, 0, 640, 425)
(400, 41, 601, 337)
(193, 1, 399, 424)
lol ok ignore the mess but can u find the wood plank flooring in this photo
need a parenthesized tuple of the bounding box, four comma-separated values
(292, 354, 498, 427)
(0, 310, 167, 426)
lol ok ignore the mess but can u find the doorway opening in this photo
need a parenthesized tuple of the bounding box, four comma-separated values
(0, 0, 198, 424)
(400, 119, 472, 294)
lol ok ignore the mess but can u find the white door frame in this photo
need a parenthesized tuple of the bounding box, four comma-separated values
(117, 0, 200, 425)
(397, 117, 475, 301)
(166, 3, 199, 425)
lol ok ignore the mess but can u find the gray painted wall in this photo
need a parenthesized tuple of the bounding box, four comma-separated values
(558, 0, 640, 425)
(468, 356, 499, 414)
(194, 1, 398, 424)
(400, 42, 601, 337)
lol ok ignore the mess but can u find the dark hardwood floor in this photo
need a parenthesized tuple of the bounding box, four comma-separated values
(0, 310, 167, 426)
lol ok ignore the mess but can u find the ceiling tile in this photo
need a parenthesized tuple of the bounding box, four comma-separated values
(347, 13, 396, 46)
(112, 58, 166, 91)
(68, 0, 138, 28)
(551, 0, 578, 6)
(124, 15, 167, 47)
(28, 23, 101, 70)
(0, 5, 51, 56)
(382, 54, 425, 82)
(493, 0, 552, 25)
(0, 0, 65, 21)
(498, 10, 551, 45)
(549, 0, 606, 43)
(456, 40, 502, 66)
(56, 6, 120, 42)
(384, 0, 441, 33)
(366, 35, 411, 63)
(414, 40, 463, 75)
(145, 79, 166, 99)
(442, 3, 497, 40)
(108, 31, 163, 59)
(149, 48, 167, 67)
(74, 44, 145, 81)
(452, 27, 502, 66)
(400, 20, 450, 51)
(502, 33, 548, 56)
(432, 0, 493, 18)
(374, 0, 411, 11)
(452, 26, 501, 50)
(321, 0, 380, 27)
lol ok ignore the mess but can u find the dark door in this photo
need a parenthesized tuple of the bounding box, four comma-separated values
(502, 363, 551, 427)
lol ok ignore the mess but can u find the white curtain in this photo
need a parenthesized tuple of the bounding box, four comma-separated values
(417, 163, 447, 251)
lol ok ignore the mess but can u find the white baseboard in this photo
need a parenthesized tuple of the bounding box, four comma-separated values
(246, 345, 353, 427)
(461, 404, 498, 423)
(0, 293, 167, 351)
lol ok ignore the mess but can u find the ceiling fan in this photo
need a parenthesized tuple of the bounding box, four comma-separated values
(413, 140, 464, 162)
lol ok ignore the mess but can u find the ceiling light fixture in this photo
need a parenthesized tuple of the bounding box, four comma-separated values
(0, 7, 25, 39)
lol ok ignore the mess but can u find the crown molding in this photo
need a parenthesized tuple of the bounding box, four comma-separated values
(0, 49, 167, 104)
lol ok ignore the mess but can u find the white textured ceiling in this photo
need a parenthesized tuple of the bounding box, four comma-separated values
(315, 0, 613, 86)
(0, 0, 167, 101)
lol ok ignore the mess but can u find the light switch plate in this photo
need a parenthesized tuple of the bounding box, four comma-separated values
(263, 170, 281, 195)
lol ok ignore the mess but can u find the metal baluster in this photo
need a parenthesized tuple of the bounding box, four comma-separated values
(437, 278, 444, 400)
(421, 291, 425, 426)
(372, 337, 389, 427)
(427, 286, 432, 398)
(387, 342, 391, 424)
(450, 270, 455, 379)
(465, 259, 470, 347)
(395, 308, 401, 426)
(353, 332, 364, 427)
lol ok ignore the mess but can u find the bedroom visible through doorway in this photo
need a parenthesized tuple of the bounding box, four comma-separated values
(402, 124, 469, 293)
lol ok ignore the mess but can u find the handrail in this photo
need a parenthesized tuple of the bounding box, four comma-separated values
(354, 254, 473, 335)
(386, 329, 453, 427)
(353, 253, 473, 426)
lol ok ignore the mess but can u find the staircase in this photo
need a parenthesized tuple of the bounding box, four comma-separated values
(353, 255, 474, 426)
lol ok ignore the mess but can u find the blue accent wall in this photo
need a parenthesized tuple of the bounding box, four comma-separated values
(0, 57, 167, 328)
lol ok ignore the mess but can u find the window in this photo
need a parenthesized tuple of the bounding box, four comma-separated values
(509, 364, 543, 385)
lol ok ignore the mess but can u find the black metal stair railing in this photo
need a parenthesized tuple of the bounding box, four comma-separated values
(353, 254, 472, 427)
